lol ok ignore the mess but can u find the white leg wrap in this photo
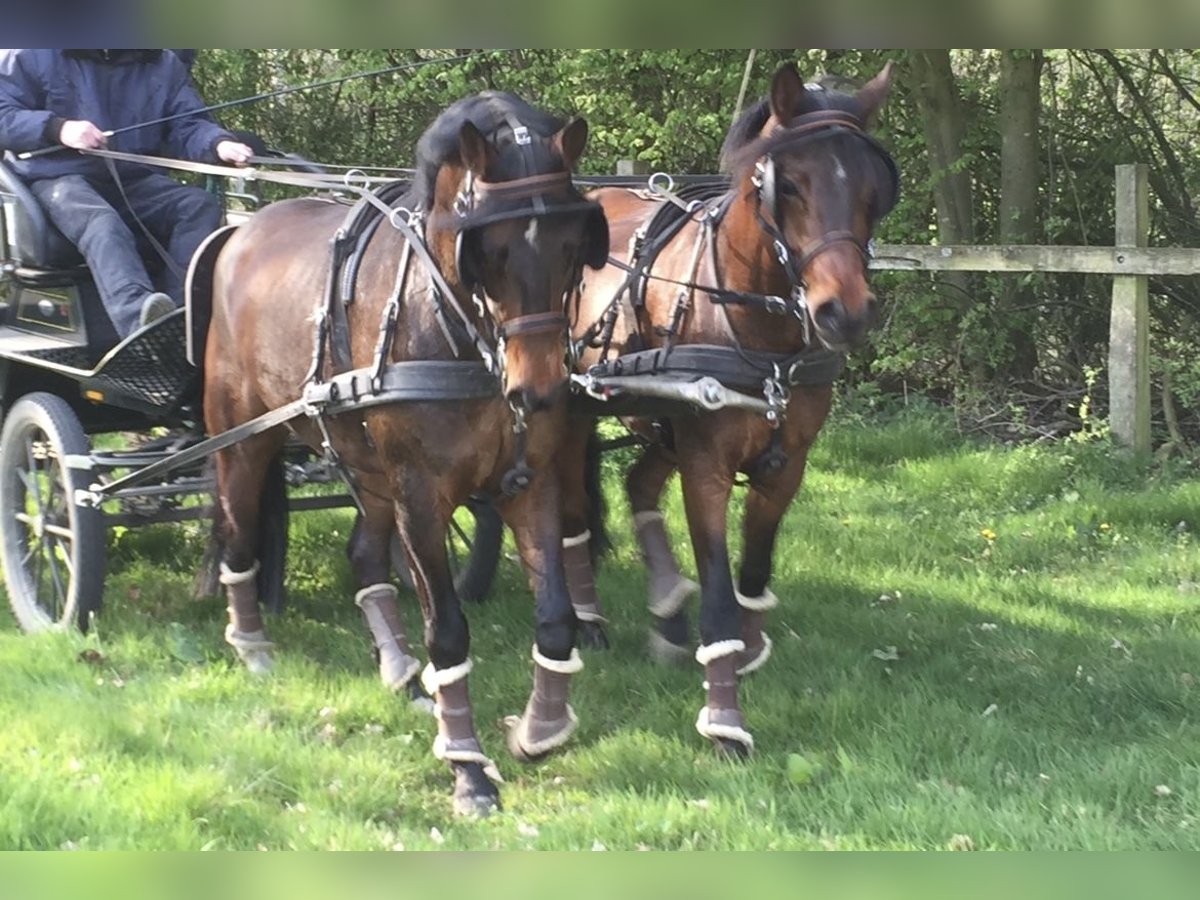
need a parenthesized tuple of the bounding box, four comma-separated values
(421, 659, 473, 695)
(219, 561, 260, 586)
(224, 624, 274, 675)
(354, 582, 398, 606)
(432, 734, 504, 785)
(562, 530, 591, 549)
(648, 576, 699, 619)
(505, 707, 579, 756)
(695, 639, 745, 666)
(736, 632, 773, 676)
(633, 510, 664, 527)
(695, 706, 755, 751)
(532, 645, 584, 674)
(736, 588, 779, 611)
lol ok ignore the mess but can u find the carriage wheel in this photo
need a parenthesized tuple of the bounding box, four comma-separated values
(391, 497, 504, 604)
(0, 393, 106, 633)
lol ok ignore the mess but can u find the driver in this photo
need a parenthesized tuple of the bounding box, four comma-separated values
(0, 49, 254, 339)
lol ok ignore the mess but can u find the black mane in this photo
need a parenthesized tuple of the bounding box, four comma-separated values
(414, 91, 567, 210)
(719, 77, 866, 177)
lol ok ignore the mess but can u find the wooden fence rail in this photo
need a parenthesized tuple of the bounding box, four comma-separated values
(868, 165, 1170, 454)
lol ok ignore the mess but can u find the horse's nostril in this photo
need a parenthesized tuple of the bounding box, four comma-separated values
(814, 298, 848, 332)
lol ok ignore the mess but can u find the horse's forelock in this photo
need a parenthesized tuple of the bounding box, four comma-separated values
(415, 92, 569, 209)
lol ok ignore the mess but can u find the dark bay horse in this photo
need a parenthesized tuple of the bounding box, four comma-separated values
(203, 92, 608, 814)
(558, 63, 898, 756)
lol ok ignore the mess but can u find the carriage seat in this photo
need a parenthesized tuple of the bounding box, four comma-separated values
(0, 155, 85, 270)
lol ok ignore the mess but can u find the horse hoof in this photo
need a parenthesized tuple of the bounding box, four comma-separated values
(240, 650, 274, 675)
(647, 629, 691, 667)
(713, 736, 752, 761)
(451, 763, 501, 817)
(405, 679, 436, 715)
(577, 621, 610, 650)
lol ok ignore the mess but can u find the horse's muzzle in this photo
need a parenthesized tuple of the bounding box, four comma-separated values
(812, 295, 878, 350)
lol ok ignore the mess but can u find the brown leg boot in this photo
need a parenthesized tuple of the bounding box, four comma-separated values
(421, 660, 502, 817)
(506, 646, 583, 761)
(562, 531, 608, 649)
(736, 588, 777, 675)
(220, 561, 274, 674)
(695, 640, 753, 757)
(634, 511, 697, 618)
(356, 583, 422, 692)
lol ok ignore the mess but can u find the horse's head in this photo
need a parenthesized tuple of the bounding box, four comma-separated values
(728, 62, 898, 351)
(430, 106, 608, 411)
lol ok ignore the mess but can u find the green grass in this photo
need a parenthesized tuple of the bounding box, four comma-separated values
(3, 406, 1200, 849)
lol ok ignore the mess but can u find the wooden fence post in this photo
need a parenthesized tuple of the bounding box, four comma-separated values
(1108, 163, 1151, 453)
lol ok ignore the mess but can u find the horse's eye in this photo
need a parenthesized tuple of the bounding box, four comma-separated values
(776, 179, 799, 197)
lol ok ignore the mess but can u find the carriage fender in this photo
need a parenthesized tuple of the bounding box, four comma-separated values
(185, 223, 241, 368)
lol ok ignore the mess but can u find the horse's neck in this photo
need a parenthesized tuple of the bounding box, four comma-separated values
(713, 187, 792, 298)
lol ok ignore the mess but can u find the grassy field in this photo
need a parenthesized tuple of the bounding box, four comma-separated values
(2, 404, 1199, 850)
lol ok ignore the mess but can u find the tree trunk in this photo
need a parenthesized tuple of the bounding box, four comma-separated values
(907, 51, 978, 380)
(997, 49, 1043, 381)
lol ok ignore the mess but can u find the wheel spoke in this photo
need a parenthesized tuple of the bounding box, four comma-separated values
(23, 435, 45, 517)
(45, 537, 67, 617)
(450, 515, 473, 551)
(43, 523, 75, 541)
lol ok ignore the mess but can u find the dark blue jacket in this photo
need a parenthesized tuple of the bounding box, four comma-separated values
(0, 49, 236, 182)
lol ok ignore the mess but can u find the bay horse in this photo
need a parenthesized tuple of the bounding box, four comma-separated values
(557, 62, 898, 756)
(203, 92, 609, 815)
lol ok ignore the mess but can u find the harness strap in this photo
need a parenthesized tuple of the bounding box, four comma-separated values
(84, 359, 499, 502)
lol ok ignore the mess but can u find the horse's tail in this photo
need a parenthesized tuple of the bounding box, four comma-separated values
(193, 452, 289, 614)
(585, 424, 611, 565)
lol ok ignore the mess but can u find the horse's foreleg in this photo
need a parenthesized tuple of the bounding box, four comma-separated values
(501, 474, 584, 762)
(677, 449, 752, 758)
(347, 483, 423, 699)
(557, 422, 608, 649)
(392, 475, 499, 817)
(627, 443, 696, 663)
(212, 429, 286, 675)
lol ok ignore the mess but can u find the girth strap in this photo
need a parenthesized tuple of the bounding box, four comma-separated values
(586, 343, 846, 391)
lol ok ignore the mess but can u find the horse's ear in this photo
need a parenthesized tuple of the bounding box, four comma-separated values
(855, 60, 896, 127)
(459, 121, 494, 177)
(769, 63, 806, 122)
(554, 117, 589, 170)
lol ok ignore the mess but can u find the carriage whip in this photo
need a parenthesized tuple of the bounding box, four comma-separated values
(18, 52, 480, 160)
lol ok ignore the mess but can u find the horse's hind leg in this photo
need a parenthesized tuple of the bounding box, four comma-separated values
(501, 474, 584, 763)
(346, 482, 424, 701)
(211, 428, 288, 674)
(627, 443, 696, 663)
(390, 471, 500, 817)
(557, 422, 608, 649)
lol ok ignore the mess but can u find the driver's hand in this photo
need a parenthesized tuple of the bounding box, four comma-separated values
(59, 120, 107, 150)
(216, 140, 255, 167)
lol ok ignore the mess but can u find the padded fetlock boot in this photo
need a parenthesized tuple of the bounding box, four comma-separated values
(506, 645, 583, 761)
(735, 588, 778, 675)
(562, 532, 608, 649)
(634, 511, 697, 618)
(356, 583, 422, 692)
(220, 561, 274, 674)
(695, 640, 753, 757)
(421, 660, 502, 816)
